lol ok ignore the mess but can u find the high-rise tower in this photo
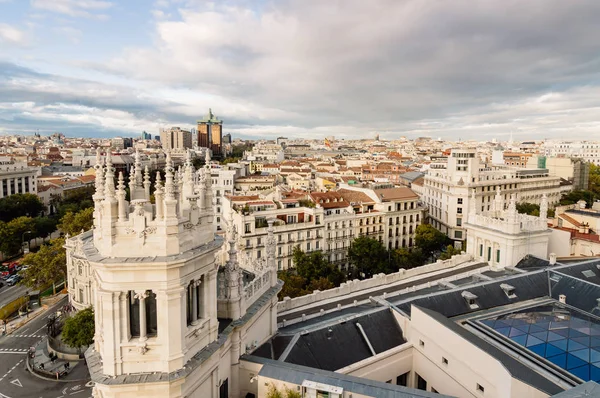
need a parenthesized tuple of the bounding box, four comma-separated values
(197, 108, 223, 156)
(66, 149, 281, 398)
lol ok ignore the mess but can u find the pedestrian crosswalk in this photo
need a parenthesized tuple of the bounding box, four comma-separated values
(7, 334, 44, 338)
(0, 348, 28, 354)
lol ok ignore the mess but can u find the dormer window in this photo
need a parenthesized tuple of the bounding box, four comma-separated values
(500, 283, 516, 299)
(462, 291, 479, 310)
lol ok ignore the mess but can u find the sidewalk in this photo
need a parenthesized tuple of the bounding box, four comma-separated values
(3, 293, 67, 335)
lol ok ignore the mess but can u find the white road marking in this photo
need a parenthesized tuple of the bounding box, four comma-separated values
(9, 379, 21, 388)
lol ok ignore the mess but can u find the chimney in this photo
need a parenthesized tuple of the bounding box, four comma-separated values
(559, 294, 566, 304)
(549, 253, 557, 265)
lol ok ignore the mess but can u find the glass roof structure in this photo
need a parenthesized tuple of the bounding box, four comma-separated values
(479, 304, 600, 382)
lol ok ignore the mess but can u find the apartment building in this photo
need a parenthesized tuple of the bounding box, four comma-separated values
(543, 141, 600, 165)
(226, 185, 424, 271)
(423, 148, 570, 243)
(210, 163, 246, 231)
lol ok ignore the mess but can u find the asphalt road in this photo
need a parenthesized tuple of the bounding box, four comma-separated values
(0, 296, 93, 398)
(0, 285, 29, 309)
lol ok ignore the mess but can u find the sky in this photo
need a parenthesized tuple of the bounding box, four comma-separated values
(1, 0, 600, 141)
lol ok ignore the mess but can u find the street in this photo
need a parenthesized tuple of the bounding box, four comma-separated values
(0, 285, 29, 309)
(0, 296, 92, 398)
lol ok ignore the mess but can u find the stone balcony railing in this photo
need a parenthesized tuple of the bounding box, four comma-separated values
(244, 271, 272, 310)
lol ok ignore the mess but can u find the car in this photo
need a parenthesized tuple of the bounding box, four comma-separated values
(6, 275, 20, 286)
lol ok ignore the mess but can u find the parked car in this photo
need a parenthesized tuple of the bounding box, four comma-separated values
(6, 275, 20, 286)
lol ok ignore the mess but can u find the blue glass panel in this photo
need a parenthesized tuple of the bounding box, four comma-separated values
(569, 329, 587, 339)
(590, 326, 600, 336)
(570, 364, 590, 381)
(571, 348, 590, 362)
(514, 324, 530, 333)
(591, 349, 600, 363)
(576, 327, 592, 336)
(495, 327, 511, 336)
(529, 325, 547, 333)
(547, 353, 567, 368)
(567, 353, 587, 370)
(533, 322, 550, 331)
(550, 339, 568, 352)
(548, 332, 565, 342)
(573, 336, 591, 347)
(568, 340, 587, 352)
(511, 335, 527, 346)
(591, 337, 600, 347)
(591, 364, 600, 382)
(526, 335, 544, 347)
(512, 319, 528, 327)
(528, 343, 546, 357)
(554, 328, 571, 337)
(531, 331, 548, 341)
(551, 321, 570, 330)
(495, 319, 513, 328)
(546, 344, 565, 358)
(481, 319, 496, 328)
(509, 328, 526, 337)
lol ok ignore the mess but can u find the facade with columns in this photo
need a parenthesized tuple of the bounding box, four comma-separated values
(65, 149, 281, 398)
(0, 158, 37, 198)
(464, 189, 551, 268)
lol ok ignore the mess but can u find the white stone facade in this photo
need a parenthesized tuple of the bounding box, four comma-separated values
(464, 190, 551, 268)
(66, 149, 281, 398)
(0, 159, 37, 198)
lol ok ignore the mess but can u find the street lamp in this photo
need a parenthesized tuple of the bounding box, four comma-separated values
(22, 230, 32, 255)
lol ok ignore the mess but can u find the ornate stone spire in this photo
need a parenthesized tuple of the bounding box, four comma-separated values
(493, 187, 504, 215)
(93, 148, 105, 200)
(116, 172, 127, 222)
(540, 193, 548, 220)
(507, 193, 518, 222)
(154, 171, 164, 221)
(143, 166, 151, 200)
(164, 151, 175, 201)
(469, 189, 477, 216)
(104, 150, 116, 201)
(266, 219, 278, 286)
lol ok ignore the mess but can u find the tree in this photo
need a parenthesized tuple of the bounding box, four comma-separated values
(439, 244, 461, 260)
(266, 384, 301, 398)
(277, 270, 308, 300)
(55, 186, 95, 218)
(392, 247, 426, 270)
(560, 190, 597, 207)
(347, 236, 389, 278)
(306, 277, 334, 292)
(0, 216, 37, 256)
(414, 224, 449, 260)
(35, 216, 58, 240)
(20, 237, 66, 290)
(0, 193, 44, 222)
(62, 307, 95, 353)
(293, 247, 345, 286)
(516, 202, 555, 218)
(589, 163, 600, 198)
(58, 207, 94, 236)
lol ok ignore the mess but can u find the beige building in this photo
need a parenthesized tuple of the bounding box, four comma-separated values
(0, 158, 38, 198)
(160, 127, 193, 150)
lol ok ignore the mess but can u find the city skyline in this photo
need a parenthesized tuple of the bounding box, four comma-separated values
(2, 1, 600, 140)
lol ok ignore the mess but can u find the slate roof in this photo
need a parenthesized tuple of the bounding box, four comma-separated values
(395, 271, 550, 317)
(248, 356, 447, 398)
(516, 254, 551, 270)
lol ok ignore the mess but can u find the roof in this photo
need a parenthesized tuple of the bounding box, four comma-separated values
(399, 171, 424, 182)
(416, 306, 564, 395)
(281, 309, 406, 371)
(249, 357, 446, 398)
(226, 195, 260, 202)
(373, 187, 419, 202)
(516, 254, 551, 270)
(551, 381, 600, 397)
(559, 213, 583, 228)
(338, 188, 375, 205)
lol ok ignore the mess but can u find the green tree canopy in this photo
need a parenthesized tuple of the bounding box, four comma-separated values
(414, 224, 449, 258)
(293, 247, 345, 286)
(516, 202, 556, 218)
(62, 307, 95, 352)
(392, 247, 427, 269)
(0, 216, 37, 256)
(347, 236, 390, 278)
(438, 245, 461, 261)
(34, 216, 59, 239)
(0, 193, 44, 222)
(560, 190, 597, 207)
(277, 270, 308, 300)
(58, 207, 94, 236)
(20, 237, 66, 290)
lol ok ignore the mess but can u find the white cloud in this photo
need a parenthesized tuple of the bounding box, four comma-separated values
(53, 26, 83, 44)
(30, 0, 113, 19)
(0, 23, 27, 45)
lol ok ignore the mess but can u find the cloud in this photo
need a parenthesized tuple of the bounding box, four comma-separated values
(53, 26, 83, 44)
(0, 23, 27, 45)
(30, 0, 113, 19)
(83, 0, 600, 139)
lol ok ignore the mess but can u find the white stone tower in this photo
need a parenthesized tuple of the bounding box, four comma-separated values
(66, 148, 282, 398)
